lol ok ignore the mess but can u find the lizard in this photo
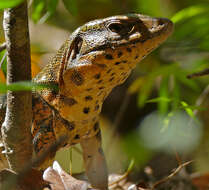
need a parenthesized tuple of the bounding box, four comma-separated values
(0, 13, 173, 189)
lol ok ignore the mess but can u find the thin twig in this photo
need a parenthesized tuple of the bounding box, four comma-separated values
(151, 160, 193, 189)
(0, 42, 6, 52)
(187, 68, 209, 78)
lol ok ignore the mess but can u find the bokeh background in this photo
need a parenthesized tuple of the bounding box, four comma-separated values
(1, 0, 209, 181)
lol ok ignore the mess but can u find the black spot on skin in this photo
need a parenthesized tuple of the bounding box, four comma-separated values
(105, 54, 113, 60)
(109, 77, 114, 82)
(98, 86, 105, 90)
(60, 95, 77, 106)
(118, 51, 123, 58)
(126, 47, 132, 52)
(94, 122, 99, 131)
(111, 73, 115, 76)
(71, 70, 84, 86)
(74, 134, 80, 139)
(95, 105, 100, 111)
(115, 62, 121, 65)
(94, 73, 101, 79)
(95, 100, 99, 104)
(106, 69, 112, 74)
(85, 96, 93, 101)
(87, 155, 92, 158)
(83, 107, 90, 114)
(86, 88, 93, 91)
(135, 55, 139, 59)
(121, 72, 126, 76)
(97, 80, 103, 84)
(122, 60, 127, 63)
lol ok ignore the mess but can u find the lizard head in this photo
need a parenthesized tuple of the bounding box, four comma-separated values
(62, 14, 173, 93)
(34, 14, 173, 120)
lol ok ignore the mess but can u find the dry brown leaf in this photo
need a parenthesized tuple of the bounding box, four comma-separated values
(43, 161, 88, 190)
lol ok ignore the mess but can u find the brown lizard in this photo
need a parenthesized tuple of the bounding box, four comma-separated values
(0, 13, 173, 189)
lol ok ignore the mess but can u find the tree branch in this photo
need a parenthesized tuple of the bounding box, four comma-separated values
(2, 0, 33, 172)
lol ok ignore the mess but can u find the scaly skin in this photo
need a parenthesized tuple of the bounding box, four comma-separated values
(0, 14, 173, 189)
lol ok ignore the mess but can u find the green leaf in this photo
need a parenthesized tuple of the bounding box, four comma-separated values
(171, 5, 209, 23)
(181, 101, 195, 119)
(62, 0, 78, 16)
(0, 81, 58, 93)
(0, 0, 23, 9)
(32, 0, 45, 23)
(146, 97, 171, 103)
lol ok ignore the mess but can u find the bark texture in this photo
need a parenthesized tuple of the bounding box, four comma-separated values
(2, 1, 32, 172)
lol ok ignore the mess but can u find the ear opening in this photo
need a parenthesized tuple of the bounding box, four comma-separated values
(67, 36, 83, 62)
(58, 36, 83, 85)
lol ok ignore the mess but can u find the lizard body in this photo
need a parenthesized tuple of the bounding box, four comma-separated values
(0, 14, 173, 189)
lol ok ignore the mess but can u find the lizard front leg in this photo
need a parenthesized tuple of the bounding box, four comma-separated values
(80, 129, 108, 190)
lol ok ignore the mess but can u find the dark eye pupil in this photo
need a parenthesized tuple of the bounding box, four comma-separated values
(109, 23, 123, 33)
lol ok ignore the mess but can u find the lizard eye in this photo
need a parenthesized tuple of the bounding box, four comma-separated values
(108, 22, 135, 35)
(108, 23, 124, 33)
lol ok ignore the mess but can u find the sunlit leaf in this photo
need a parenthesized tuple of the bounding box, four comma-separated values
(146, 97, 171, 103)
(32, 0, 45, 23)
(0, 0, 23, 9)
(171, 5, 209, 23)
(62, 0, 78, 16)
(0, 82, 58, 93)
(181, 101, 195, 119)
